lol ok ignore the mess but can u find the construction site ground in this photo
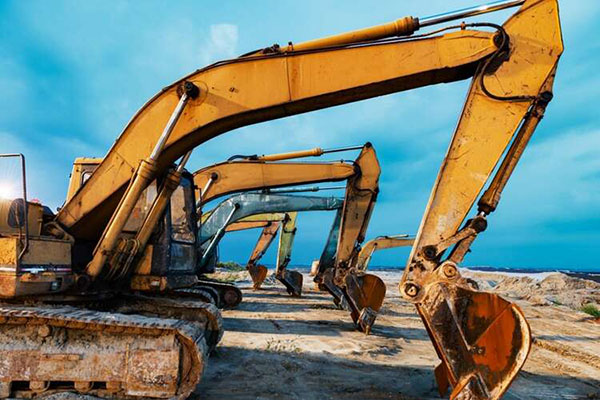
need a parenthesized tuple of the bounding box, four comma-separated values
(196, 270, 600, 400)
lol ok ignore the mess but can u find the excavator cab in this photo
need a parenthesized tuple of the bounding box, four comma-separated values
(64, 157, 241, 307)
(65, 157, 200, 287)
(127, 172, 200, 290)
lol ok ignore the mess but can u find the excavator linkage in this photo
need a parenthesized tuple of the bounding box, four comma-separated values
(275, 212, 303, 296)
(245, 220, 282, 290)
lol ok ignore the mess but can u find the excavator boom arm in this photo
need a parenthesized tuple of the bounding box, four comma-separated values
(225, 212, 288, 232)
(58, 28, 500, 239)
(194, 160, 356, 207)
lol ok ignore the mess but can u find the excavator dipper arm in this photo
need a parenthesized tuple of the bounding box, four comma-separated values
(325, 144, 383, 333)
(226, 220, 273, 232)
(193, 149, 358, 208)
(246, 221, 282, 289)
(399, 1, 563, 398)
(275, 212, 301, 296)
(226, 213, 287, 232)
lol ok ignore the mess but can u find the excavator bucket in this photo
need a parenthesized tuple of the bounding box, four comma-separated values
(344, 273, 386, 334)
(247, 264, 268, 290)
(418, 283, 531, 399)
(276, 270, 304, 297)
(319, 268, 345, 307)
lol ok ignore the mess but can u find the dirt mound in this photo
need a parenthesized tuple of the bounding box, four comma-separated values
(490, 272, 600, 309)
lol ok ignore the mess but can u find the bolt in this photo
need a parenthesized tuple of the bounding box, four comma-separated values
(404, 283, 420, 298)
(38, 325, 52, 338)
(184, 81, 200, 99)
(442, 263, 458, 279)
(422, 245, 438, 261)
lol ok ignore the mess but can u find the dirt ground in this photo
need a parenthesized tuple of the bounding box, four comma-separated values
(195, 271, 600, 400)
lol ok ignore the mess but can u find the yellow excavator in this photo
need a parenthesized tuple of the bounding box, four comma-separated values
(192, 143, 380, 302)
(0, 0, 562, 398)
(355, 235, 415, 272)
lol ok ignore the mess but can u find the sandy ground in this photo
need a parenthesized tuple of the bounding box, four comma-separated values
(195, 270, 600, 400)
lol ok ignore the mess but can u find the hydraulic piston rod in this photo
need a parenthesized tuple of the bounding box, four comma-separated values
(256, 144, 364, 162)
(258, 185, 347, 194)
(419, 0, 525, 28)
(200, 203, 240, 266)
(286, 0, 524, 52)
(86, 82, 199, 279)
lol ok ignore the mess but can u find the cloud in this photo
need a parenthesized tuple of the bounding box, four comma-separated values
(496, 128, 600, 227)
(209, 24, 238, 57)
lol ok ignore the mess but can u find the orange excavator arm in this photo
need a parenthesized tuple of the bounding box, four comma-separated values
(193, 145, 361, 208)
(57, 21, 502, 240)
(195, 144, 381, 302)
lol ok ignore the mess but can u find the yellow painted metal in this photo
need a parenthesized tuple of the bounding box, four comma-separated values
(396, 1, 563, 398)
(226, 213, 287, 232)
(403, 0, 563, 290)
(285, 17, 419, 52)
(65, 158, 102, 203)
(0, 199, 43, 237)
(0, 237, 72, 298)
(58, 29, 498, 240)
(20, 238, 71, 267)
(257, 147, 323, 161)
(246, 221, 281, 290)
(85, 159, 157, 278)
(334, 144, 380, 286)
(194, 160, 355, 207)
(134, 170, 181, 252)
(355, 235, 415, 272)
(225, 220, 270, 232)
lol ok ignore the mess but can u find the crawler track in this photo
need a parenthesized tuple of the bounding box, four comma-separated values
(0, 302, 218, 399)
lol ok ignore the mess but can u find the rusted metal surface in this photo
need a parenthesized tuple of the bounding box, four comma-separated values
(277, 270, 304, 298)
(116, 293, 223, 351)
(344, 273, 386, 334)
(0, 301, 219, 399)
(417, 279, 531, 399)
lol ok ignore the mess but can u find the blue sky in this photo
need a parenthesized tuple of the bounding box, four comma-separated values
(1, 1, 599, 271)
